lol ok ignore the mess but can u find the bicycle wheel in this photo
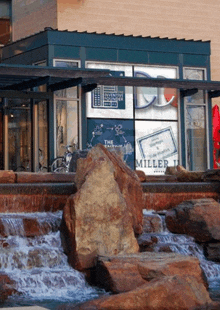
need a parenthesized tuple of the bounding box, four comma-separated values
(50, 157, 67, 173)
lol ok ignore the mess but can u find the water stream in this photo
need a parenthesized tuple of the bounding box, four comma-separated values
(0, 211, 104, 309)
(1, 209, 220, 308)
(141, 210, 220, 301)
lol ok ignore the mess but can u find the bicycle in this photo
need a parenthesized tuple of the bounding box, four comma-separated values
(50, 145, 73, 173)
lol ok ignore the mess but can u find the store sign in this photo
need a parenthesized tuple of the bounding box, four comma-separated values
(87, 119, 134, 169)
(91, 71, 125, 109)
(135, 121, 179, 174)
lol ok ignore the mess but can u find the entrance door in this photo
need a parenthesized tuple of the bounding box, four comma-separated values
(3, 99, 48, 172)
(7, 99, 32, 171)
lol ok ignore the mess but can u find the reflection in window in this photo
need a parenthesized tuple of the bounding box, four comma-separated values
(186, 105, 207, 171)
(54, 60, 79, 99)
(8, 100, 31, 171)
(38, 101, 48, 171)
(56, 100, 78, 156)
(184, 68, 207, 171)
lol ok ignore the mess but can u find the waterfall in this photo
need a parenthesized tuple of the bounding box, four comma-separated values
(0, 211, 103, 305)
(141, 210, 220, 281)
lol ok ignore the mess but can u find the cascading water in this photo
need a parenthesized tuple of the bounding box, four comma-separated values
(141, 210, 220, 301)
(0, 211, 104, 309)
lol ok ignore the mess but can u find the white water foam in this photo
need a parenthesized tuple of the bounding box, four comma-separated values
(143, 210, 220, 281)
(0, 212, 102, 302)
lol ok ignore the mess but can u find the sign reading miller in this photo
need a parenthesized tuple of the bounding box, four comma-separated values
(136, 126, 179, 173)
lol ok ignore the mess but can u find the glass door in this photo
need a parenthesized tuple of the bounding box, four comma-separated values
(3, 99, 48, 172)
(7, 99, 32, 171)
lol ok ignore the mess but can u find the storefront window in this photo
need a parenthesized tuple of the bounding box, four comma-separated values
(38, 100, 48, 171)
(54, 59, 80, 156)
(86, 62, 179, 174)
(8, 100, 32, 171)
(56, 100, 78, 156)
(184, 68, 207, 171)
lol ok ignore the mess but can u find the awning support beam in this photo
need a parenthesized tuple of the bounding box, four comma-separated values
(82, 83, 97, 93)
(180, 88, 198, 97)
(48, 77, 82, 92)
(208, 90, 220, 98)
(1, 76, 51, 91)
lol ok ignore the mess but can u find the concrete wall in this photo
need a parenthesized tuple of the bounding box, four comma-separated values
(56, 0, 220, 107)
(12, 0, 57, 41)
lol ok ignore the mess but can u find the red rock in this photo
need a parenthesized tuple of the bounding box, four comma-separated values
(75, 144, 144, 235)
(166, 198, 220, 242)
(61, 144, 144, 271)
(96, 259, 146, 293)
(142, 213, 163, 233)
(176, 165, 204, 182)
(72, 275, 214, 310)
(61, 153, 139, 271)
(0, 273, 18, 302)
(95, 252, 208, 293)
(0, 170, 16, 183)
(204, 243, 220, 262)
(135, 170, 146, 182)
(202, 169, 220, 181)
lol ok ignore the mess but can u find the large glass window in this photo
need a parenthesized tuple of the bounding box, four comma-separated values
(8, 100, 32, 171)
(86, 62, 179, 175)
(54, 59, 80, 156)
(38, 100, 48, 171)
(184, 68, 208, 171)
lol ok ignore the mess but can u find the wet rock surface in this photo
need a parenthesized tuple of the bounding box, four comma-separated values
(165, 198, 220, 243)
(95, 252, 208, 293)
(0, 273, 18, 303)
(61, 144, 143, 271)
(70, 275, 216, 310)
(204, 243, 220, 262)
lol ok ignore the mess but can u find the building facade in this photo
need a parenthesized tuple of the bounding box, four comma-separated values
(1, 29, 213, 174)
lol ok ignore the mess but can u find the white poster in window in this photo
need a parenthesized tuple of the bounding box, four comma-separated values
(134, 66, 178, 120)
(135, 120, 179, 175)
(86, 62, 133, 119)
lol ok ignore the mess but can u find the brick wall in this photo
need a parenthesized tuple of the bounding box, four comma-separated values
(57, 0, 220, 107)
(12, 0, 57, 42)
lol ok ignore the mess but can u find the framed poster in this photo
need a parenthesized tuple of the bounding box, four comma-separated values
(135, 120, 179, 174)
(86, 62, 133, 119)
(134, 66, 178, 120)
(87, 118, 135, 169)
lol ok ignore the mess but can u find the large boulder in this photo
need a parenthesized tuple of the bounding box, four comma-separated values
(75, 144, 144, 234)
(70, 275, 215, 310)
(202, 169, 220, 182)
(95, 252, 208, 293)
(61, 144, 143, 270)
(166, 198, 220, 243)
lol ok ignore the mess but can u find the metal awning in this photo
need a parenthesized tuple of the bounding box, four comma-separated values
(1, 64, 220, 98)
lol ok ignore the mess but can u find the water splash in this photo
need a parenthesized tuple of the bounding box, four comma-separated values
(142, 210, 220, 281)
(0, 211, 103, 303)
